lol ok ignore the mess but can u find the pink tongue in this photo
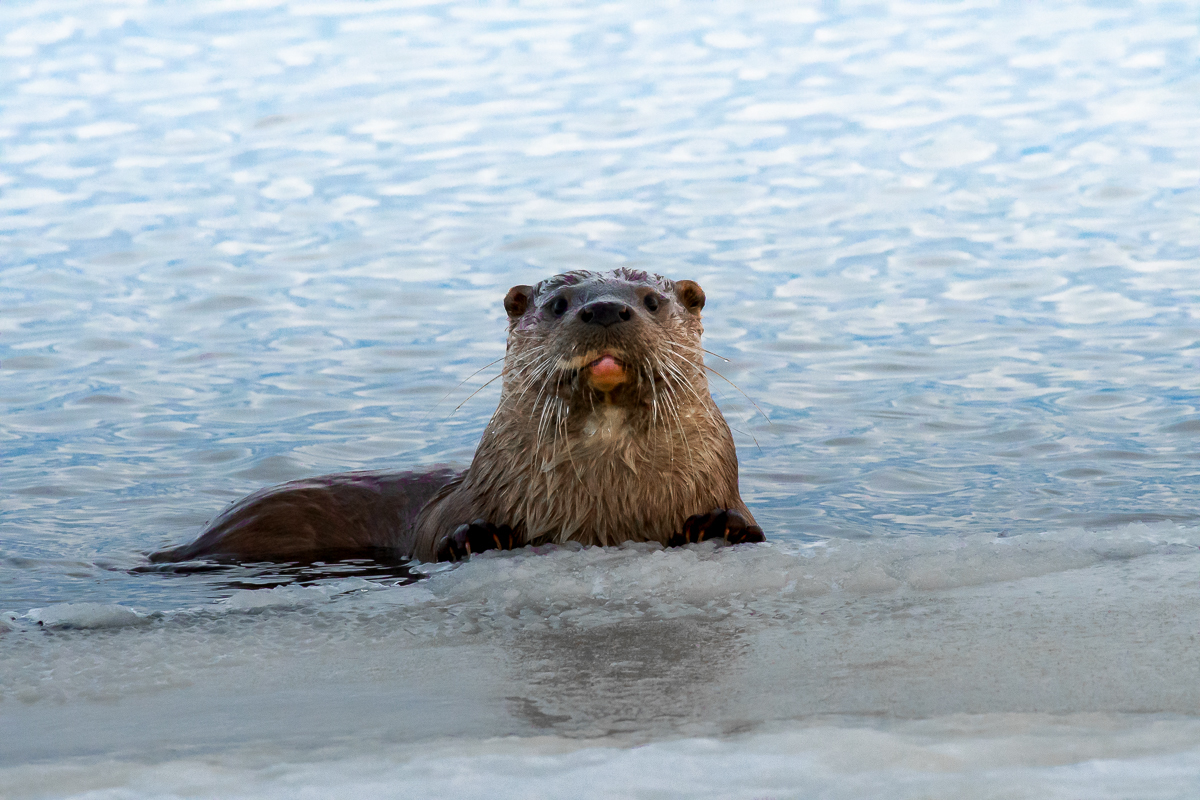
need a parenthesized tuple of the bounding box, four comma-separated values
(591, 355, 622, 380)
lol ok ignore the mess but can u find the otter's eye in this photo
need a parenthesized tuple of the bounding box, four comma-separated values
(550, 296, 569, 316)
(643, 294, 660, 312)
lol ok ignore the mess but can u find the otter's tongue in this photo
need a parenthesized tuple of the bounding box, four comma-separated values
(588, 355, 627, 392)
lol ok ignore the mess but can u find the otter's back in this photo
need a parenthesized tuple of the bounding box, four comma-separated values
(150, 468, 460, 563)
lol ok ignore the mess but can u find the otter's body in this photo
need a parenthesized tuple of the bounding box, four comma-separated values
(152, 268, 761, 565)
(150, 469, 457, 564)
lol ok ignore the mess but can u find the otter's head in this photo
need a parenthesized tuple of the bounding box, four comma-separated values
(498, 268, 708, 416)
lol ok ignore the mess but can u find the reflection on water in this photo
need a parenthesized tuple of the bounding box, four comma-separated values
(133, 550, 421, 592)
(2, 0, 1200, 615)
(509, 618, 746, 739)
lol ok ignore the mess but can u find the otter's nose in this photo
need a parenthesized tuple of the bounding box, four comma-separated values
(578, 300, 632, 327)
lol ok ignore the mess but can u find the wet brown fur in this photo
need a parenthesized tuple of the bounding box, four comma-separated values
(152, 268, 754, 565)
(404, 268, 752, 561)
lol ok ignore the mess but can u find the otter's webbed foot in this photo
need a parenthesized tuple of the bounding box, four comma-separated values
(668, 509, 765, 548)
(436, 519, 518, 562)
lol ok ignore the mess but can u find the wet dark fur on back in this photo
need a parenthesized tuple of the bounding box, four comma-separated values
(151, 268, 762, 566)
(150, 469, 456, 564)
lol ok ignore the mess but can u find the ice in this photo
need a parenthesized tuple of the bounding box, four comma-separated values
(3, 716, 1200, 800)
(5, 0, 1200, 793)
(383, 523, 1195, 637)
(3, 522, 1200, 797)
(23, 603, 148, 631)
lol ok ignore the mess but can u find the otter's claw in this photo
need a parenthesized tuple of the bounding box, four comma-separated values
(668, 509, 765, 548)
(437, 519, 518, 562)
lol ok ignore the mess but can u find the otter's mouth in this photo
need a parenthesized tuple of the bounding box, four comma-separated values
(585, 353, 627, 393)
(553, 350, 632, 393)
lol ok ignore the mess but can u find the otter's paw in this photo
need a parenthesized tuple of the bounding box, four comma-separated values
(668, 509, 766, 548)
(436, 519, 518, 562)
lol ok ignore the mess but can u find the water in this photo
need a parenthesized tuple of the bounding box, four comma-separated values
(2, 0, 1200, 796)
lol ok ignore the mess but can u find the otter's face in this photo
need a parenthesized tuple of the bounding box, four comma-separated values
(499, 268, 708, 411)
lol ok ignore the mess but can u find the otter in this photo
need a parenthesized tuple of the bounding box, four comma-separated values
(151, 268, 763, 565)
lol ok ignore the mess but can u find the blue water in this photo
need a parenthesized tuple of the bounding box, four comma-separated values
(5, 0, 1200, 612)
(5, 2, 1200, 795)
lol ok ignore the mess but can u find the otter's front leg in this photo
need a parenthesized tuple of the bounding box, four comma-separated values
(668, 509, 765, 548)
(436, 519, 519, 561)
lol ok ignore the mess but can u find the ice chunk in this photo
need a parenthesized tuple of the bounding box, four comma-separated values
(25, 603, 147, 630)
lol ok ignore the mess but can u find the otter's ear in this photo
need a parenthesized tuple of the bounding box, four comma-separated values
(504, 285, 532, 319)
(674, 280, 706, 315)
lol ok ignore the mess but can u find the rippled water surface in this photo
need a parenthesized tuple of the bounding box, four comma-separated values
(4, 0, 1199, 610)
(3, 0, 1200, 796)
